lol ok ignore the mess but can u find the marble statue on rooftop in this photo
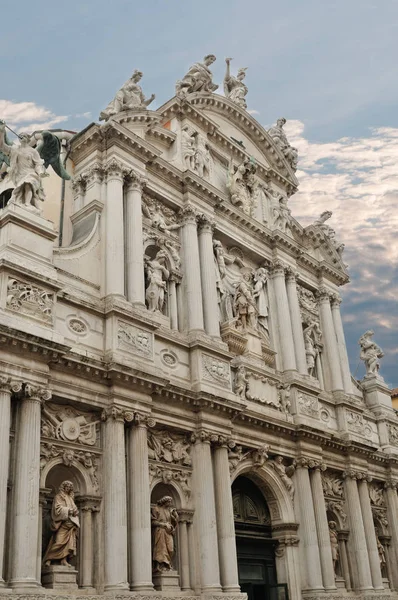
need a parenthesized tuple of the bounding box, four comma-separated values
(43, 481, 80, 567)
(313, 211, 345, 255)
(224, 58, 248, 109)
(99, 69, 155, 121)
(273, 195, 292, 233)
(267, 117, 298, 171)
(175, 55, 218, 96)
(359, 330, 384, 377)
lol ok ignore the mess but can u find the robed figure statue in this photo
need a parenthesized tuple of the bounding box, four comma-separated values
(151, 496, 178, 572)
(43, 481, 80, 567)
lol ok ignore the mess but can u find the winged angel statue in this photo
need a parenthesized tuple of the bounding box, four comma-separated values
(0, 121, 72, 212)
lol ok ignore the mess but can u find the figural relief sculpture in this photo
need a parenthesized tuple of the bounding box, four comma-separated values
(329, 521, 339, 576)
(151, 496, 178, 572)
(99, 69, 155, 121)
(224, 58, 248, 109)
(267, 117, 298, 171)
(227, 157, 258, 216)
(313, 211, 345, 255)
(181, 127, 212, 178)
(43, 481, 80, 567)
(145, 250, 170, 312)
(175, 54, 218, 96)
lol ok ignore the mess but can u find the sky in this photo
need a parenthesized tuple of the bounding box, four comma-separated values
(2, 0, 397, 386)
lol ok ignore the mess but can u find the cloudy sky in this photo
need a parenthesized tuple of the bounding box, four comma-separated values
(3, 0, 397, 386)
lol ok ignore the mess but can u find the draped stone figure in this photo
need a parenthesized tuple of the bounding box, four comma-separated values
(359, 330, 384, 376)
(175, 55, 218, 96)
(227, 158, 257, 216)
(253, 267, 269, 338)
(224, 58, 248, 109)
(233, 272, 258, 330)
(145, 250, 170, 312)
(151, 496, 178, 572)
(267, 117, 298, 171)
(328, 521, 339, 575)
(99, 69, 155, 121)
(213, 240, 243, 322)
(43, 481, 80, 567)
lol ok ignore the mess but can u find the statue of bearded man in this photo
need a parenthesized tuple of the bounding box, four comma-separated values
(43, 481, 80, 567)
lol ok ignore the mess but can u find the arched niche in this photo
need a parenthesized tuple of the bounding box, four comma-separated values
(150, 482, 180, 577)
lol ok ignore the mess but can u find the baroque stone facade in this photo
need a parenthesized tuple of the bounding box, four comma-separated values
(0, 61, 397, 600)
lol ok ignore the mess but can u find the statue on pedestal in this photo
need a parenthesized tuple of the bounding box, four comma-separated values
(253, 267, 269, 339)
(303, 321, 322, 377)
(175, 55, 218, 96)
(227, 157, 258, 216)
(328, 521, 339, 575)
(145, 250, 170, 312)
(43, 481, 80, 567)
(270, 456, 295, 498)
(99, 69, 155, 121)
(313, 211, 344, 255)
(151, 496, 178, 572)
(224, 58, 248, 109)
(358, 330, 384, 376)
(267, 118, 298, 171)
(234, 365, 248, 399)
(233, 272, 258, 330)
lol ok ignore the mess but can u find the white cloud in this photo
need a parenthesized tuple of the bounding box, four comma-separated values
(0, 100, 68, 133)
(247, 109, 260, 116)
(285, 120, 398, 384)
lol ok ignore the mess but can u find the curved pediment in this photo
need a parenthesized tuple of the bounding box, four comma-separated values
(158, 93, 299, 194)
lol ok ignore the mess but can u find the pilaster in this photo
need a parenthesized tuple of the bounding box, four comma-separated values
(180, 205, 204, 333)
(317, 287, 344, 392)
(330, 294, 352, 393)
(270, 261, 296, 372)
(197, 214, 219, 338)
(125, 171, 147, 306)
(286, 269, 307, 375)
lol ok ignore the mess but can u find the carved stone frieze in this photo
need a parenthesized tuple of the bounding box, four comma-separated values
(322, 472, 344, 499)
(326, 500, 347, 526)
(149, 463, 191, 499)
(40, 443, 100, 492)
(148, 430, 191, 466)
(369, 483, 385, 507)
(346, 410, 373, 439)
(227, 443, 270, 474)
(117, 321, 153, 357)
(387, 423, 398, 447)
(297, 392, 319, 418)
(202, 354, 231, 389)
(42, 403, 100, 447)
(6, 277, 54, 323)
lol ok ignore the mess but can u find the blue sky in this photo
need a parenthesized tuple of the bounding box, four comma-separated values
(2, 0, 398, 386)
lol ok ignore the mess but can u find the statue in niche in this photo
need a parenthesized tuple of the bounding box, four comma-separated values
(145, 250, 170, 312)
(175, 54, 218, 96)
(213, 240, 243, 321)
(43, 481, 80, 567)
(270, 456, 295, 498)
(303, 321, 322, 377)
(277, 383, 291, 414)
(142, 201, 180, 233)
(377, 537, 387, 570)
(182, 127, 196, 170)
(267, 117, 298, 171)
(273, 195, 292, 233)
(182, 127, 212, 178)
(233, 271, 258, 330)
(252, 267, 270, 339)
(328, 521, 339, 575)
(234, 365, 248, 399)
(151, 496, 178, 572)
(313, 211, 344, 255)
(99, 69, 155, 121)
(224, 58, 248, 109)
(358, 330, 384, 376)
(227, 157, 258, 216)
(228, 444, 244, 472)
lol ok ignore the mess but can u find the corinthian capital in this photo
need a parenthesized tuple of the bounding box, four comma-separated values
(179, 203, 197, 225)
(197, 213, 215, 233)
(0, 376, 23, 394)
(330, 293, 342, 308)
(104, 157, 129, 180)
(285, 266, 299, 283)
(125, 169, 147, 191)
(270, 259, 287, 277)
(24, 383, 52, 404)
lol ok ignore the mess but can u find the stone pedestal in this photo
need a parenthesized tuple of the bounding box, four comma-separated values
(152, 570, 180, 591)
(42, 565, 78, 591)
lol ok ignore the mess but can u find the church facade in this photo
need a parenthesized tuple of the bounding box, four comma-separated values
(0, 57, 398, 600)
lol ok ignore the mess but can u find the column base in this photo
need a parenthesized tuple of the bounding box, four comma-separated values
(222, 585, 242, 592)
(201, 584, 223, 593)
(10, 578, 41, 591)
(104, 583, 129, 592)
(130, 582, 155, 592)
(153, 570, 179, 591)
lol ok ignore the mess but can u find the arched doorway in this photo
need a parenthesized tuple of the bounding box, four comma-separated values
(233, 475, 288, 600)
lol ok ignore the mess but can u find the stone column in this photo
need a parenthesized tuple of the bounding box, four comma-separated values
(102, 406, 129, 591)
(11, 384, 51, 589)
(37, 490, 49, 584)
(380, 537, 394, 590)
(177, 510, 193, 591)
(331, 295, 352, 393)
(127, 414, 154, 591)
(191, 432, 221, 592)
(197, 215, 219, 338)
(212, 438, 240, 592)
(270, 261, 296, 372)
(357, 478, 383, 589)
(286, 270, 307, 375)
(180, 205, 204, 333)
(105, 158, 126, 297)
(0, 377, 20, 586)
(80, 499, 98, 589)
(337, 531, 351, 591)
(168, 275, 179, 330)
(294, 459, 323, 590)
(125, 172, 146, 306)
(343, 471, 372, 590)
(309, 464, 336, 590)
(384, 480, 398, 588)
(317, 287, 344, 391)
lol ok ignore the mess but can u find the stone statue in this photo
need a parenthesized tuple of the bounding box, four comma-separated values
(224, 58, 248, 109)
(267, 118, 298, 171)
(43, 481, 80, 567)
(271, 456, 295, 498)
(99, 69, 155, 121)
(328, 521, 339, 574)
(314, 211, 344, 255)
(182, 127, 196, 170)
(182, 128, 212, 178)
(228, 444, 244, 472)
(273, 195, 292, 233)
(303, 322, 319, 376)
(253, 267, 269, 338)
(234, 365, 248, 399)
(358, 330, 384, 376)
(213, 240, 243, 321)
(175, 55, 218, 96)
(377, 537, 386, 568)
(227, 158, 258, 216)
(145, 250, 170, 312)
(252, 444, 269, 468)
(233, 272, 258, 330)
(142, 201, 180, 233)
(277, 383, 291, 414)
(151, 496, 178, 572)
